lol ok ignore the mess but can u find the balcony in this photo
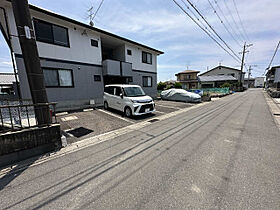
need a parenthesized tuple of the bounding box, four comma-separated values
(177, 79, 199, 83)
(102, 59, 132, 77)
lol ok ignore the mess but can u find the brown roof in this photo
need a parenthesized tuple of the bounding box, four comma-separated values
(175, 70, 200, 75)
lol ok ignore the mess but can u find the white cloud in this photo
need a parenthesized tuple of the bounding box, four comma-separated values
(1, 61, 12, 66)
(2, 0, 280, 81)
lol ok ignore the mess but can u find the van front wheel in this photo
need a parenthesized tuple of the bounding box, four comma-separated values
(124, 107, 132, 118)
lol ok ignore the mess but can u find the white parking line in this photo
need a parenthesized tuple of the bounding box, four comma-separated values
(97, 109, 134, 123)
(61, 116, 78, 122)
(155, 110, 165, 114)
(155, 104, 180, 110)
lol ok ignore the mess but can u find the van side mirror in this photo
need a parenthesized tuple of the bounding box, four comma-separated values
(120, 93, 124, 99)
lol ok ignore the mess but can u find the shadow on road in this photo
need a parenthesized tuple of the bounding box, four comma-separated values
(0, 156, 39, 191)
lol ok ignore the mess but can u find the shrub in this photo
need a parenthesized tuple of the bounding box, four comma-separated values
(157, 82, 167, 90)
(174, 82, 182, 89)
(166, 85, 173, 89)
(221, 82, 231, 88)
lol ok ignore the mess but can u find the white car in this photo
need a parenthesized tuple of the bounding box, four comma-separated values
(103, 84, 155, 117)
(160, 88, 201, 103)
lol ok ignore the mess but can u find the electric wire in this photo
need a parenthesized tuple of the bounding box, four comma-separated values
(171, 0, 241, 64)
(264, 41, 280, 75)
(92, 0, 105, 20)
(183, 0, 241, 61)
(214, 0, 244, 45)
(222, 0, 247, 42)
(180, 0, 221, 44)
(207, 0, 242, 48)
(232, 0, 250, 42)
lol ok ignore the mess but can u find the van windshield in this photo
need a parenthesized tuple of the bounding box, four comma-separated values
(123, 87, 146, 97)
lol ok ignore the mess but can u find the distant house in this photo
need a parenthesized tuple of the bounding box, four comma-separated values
(0, 73, 16, 95)
(164, 80, 176, 86)
(266, 66, 280, 88)
(175, 70, 200, 89)
(254, 77, 265, 88)
(199, 65, 245, 83)
(198, 75, 238, 88)
(243, 78, 255, 88)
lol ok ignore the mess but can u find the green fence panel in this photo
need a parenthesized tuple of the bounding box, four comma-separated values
(189, 88, 230, 94)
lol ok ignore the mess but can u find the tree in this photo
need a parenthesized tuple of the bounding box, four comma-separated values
(157, 82, 166, 90)
(174, 82, 182, 89)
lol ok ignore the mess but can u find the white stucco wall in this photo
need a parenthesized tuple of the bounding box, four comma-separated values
(125, 44, 157, 73)
(2, 3, 102, 65)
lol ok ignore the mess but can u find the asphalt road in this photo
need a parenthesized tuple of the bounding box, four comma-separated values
(1, 89, 280, 209)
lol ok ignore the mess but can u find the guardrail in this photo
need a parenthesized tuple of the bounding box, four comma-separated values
(0, 102, 57, 133)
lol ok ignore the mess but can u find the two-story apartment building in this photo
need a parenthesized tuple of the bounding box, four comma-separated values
(0, 1, 163, 111)
(175, 70, 200, 89)
(266, 66, 280, 88)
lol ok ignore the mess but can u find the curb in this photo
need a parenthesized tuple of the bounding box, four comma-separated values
(0, 101, 208, 176)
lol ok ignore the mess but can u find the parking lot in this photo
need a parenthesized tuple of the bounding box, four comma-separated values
(58, 100, 196, 143)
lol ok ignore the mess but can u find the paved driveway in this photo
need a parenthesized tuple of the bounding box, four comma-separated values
(58, 100, 197, 143)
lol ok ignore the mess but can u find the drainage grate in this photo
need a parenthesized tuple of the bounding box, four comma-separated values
(274, 113, 280, 116)
(66, 127, 93, 138)
(148, 119, 160, 123)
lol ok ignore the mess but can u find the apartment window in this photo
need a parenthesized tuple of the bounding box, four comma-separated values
(43, 68, 73, 87)
(142, 51, 152, 64)
(94, 75, 101, 81)
(143, 76, 152, 87)
(34, 19, 69, 47)
(127, 49, 132, 55)
(91, 39, 98, 47)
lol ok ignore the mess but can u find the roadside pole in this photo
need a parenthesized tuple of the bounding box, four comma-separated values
(248, 66, 251, 88)
(239, 42, 246, 88)
(11, 0, 50, 125)
(239, 42, 253, 88)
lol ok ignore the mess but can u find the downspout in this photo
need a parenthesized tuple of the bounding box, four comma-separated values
(0, 6, 22, 100)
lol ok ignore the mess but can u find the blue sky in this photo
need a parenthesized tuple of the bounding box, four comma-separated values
(0, 0, 280, 81)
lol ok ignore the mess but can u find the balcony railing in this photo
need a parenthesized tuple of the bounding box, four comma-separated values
(177, 79, 199, 82)
(102, 59, 132, 77)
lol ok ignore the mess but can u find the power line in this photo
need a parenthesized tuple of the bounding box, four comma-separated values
(183, 0, 241, 61)
(180, 0, 220, 43)
(214, 0, 244, 45)
(171, 0, 241, 63)
(92, 0, 105, 20)
(222, 0, 247, 42)
(207, 0, 242, 48)
(264, 41, 280, 75)
(232, 0, 250, 42)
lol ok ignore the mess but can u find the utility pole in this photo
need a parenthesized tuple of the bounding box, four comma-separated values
(239, 42, 252, 88)
(11, 0, 50, 125)
(247, 66, 252, 88)
(239, 42, 246, 87)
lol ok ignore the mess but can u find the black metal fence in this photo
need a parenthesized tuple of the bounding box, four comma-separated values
(0, 102, 57, 133)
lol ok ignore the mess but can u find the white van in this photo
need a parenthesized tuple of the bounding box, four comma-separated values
(103, 84, 155, 117)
